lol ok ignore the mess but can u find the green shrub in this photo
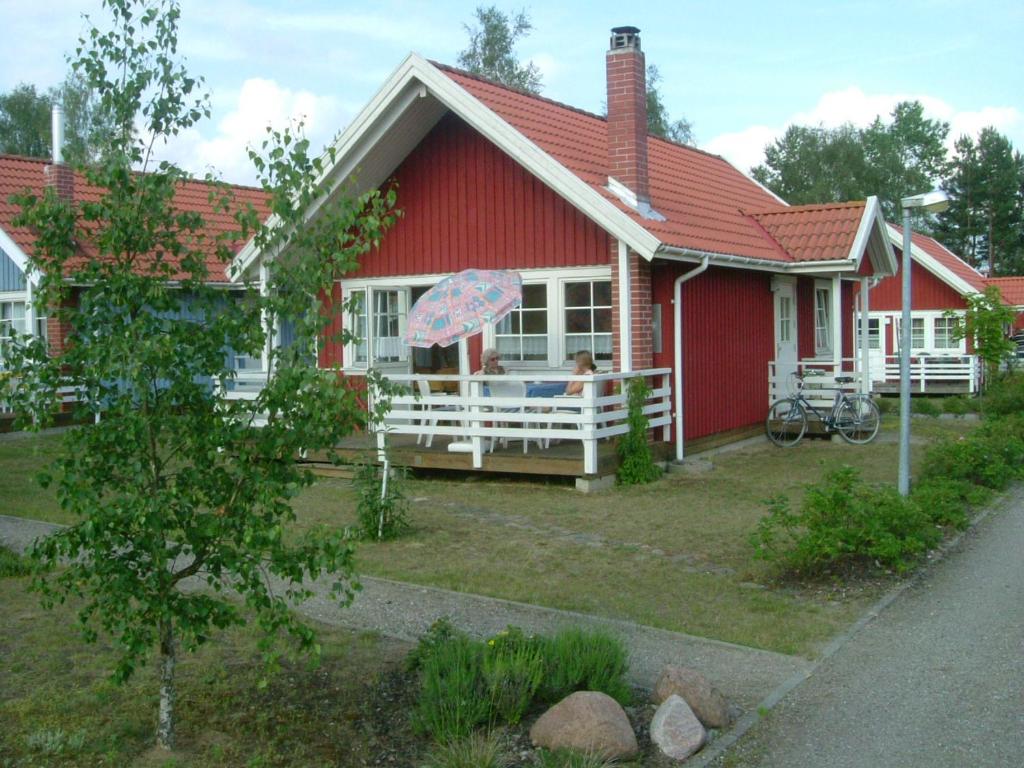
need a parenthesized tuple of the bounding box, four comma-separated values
(422, 732, 508, 768)
(981, 373, 1024, 416)
(352, 458, 410, 540)
(875, 396, 899, 415)
(616, 377, 662, 486)
(483, 627, 545, 725)
(920, 416, 1024, 490)
(909, 478, 973, 530)
(537, 628, 631, 706)
(0, 545, 32, 578)
(407, 617, 461, 672)
(911, 397, 942, 417)
(414, 634, 490, 742)
(941, 395, 976, 415)
(752, 466, 941, 576)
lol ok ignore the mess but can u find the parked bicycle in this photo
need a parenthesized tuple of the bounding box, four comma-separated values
(765, 371, 881, 447)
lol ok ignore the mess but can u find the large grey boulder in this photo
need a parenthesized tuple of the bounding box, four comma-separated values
(653, 665, 731, 728)
(529, 691, 638, 759)
(651, 694, 707, 761)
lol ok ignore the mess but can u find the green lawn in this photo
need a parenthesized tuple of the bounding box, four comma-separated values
(0, 566, 418, 767)
(0, 417, 975, 657)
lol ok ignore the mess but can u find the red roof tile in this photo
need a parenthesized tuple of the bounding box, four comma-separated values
(891, 224, 988, 293)
(0, 154, 270, 281)
(987, 277, 1024, 306)
(749, 202, 867, 263)
(438, 65, 869, 265)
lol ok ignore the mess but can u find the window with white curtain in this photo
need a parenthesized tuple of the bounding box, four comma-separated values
(1, 300, 26, 367)
(348, 289, 368, 366)
(495, 283, 547, 362)
(857, 317, 880, 350)
(372, 290, 407, 362)
(564, 280, 612, 363)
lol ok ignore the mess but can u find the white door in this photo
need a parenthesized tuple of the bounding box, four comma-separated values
(772, 277, 798, 399)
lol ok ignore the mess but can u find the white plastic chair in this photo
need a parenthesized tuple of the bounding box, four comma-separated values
(416, 378, 459, 447)
(485, 379, 543, 453)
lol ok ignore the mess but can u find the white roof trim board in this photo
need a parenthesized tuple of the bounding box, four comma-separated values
(884, 223, 981, 297)
(849, 196, 898, 276)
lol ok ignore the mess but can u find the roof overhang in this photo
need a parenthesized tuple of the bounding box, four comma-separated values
(657, 197, 897, 277)
(885, 222, 980, 296)
(230, 53, 662, 282)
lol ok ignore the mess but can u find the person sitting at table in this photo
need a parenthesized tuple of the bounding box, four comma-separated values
(475, 348, 506, 375)
(565, 350, 597, 395)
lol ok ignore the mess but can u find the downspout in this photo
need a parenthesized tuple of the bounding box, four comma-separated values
(673, 255, 710, 462)
(617, 240, 632, 372)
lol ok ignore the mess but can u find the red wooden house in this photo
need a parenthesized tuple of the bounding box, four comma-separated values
(851, 225, 989, 393)
(233, 27, 896, 470)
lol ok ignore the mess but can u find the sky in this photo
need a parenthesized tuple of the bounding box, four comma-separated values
(1, 0, 1021, 186)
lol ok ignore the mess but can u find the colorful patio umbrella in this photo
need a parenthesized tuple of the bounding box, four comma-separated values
(404, 268, 523, 349)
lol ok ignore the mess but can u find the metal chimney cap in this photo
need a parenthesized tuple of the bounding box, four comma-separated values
(609, 26, 641, 51)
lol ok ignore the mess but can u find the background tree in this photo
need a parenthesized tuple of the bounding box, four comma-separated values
(937, 127, 1024, 274)
(4, 0, 397, 751)
(946, 285, 1017, 381)
(752, 100, 949, 220)
(645, 64, 694, 145)
(458, 5, 542, 94)
(0, 74, 113, 164)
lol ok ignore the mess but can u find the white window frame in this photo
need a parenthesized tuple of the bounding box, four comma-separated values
(494, 281, 550, 365)
(813, 280, 833, 357)
(560, 276, 613, 366)
(933, 314, 961, 351)
(339, 267, 613, 373)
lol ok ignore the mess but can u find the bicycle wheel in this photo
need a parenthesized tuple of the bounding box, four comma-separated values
(835, 395, 881, 444)
(766, 398, 807, 447)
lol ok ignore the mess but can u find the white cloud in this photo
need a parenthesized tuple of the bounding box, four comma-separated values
(150, 78, 351, 185)
(702, 88, 1023, 173)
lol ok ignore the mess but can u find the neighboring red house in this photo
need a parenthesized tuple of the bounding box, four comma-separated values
(232, 27, 896, 460)
(0, 153, 271, 381)
(987, 277, 1024, 332)
(850, 225, 989, 393)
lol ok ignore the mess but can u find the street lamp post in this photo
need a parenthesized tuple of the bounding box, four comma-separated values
(898, 190, 950, 496)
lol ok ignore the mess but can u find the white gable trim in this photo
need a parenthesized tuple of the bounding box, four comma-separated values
(885, 223, 980, 297)
(849, 197, 897, 276)
(0, 224, 30, 277)
(230, 53, 661, 281)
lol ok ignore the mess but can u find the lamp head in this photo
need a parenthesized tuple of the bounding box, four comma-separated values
(901, 190, 949, 214)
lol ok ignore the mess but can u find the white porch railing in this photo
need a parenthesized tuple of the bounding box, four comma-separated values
(769, 354, 982, 406)
(768, 360, 863, 409)
(876, 354, 980, 393)
(371, 369, 673, 476)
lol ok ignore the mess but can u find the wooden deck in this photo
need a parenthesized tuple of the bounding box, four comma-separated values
(302, 433, 673, 479)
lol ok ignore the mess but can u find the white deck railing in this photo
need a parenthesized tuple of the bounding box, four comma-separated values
(371, 369, 672, 475)
(768, 360, 863, 408)
(769, 354, 981, 405)
(876, 354, 980, 393)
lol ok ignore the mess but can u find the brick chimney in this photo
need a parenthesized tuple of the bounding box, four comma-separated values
(606, 26, 649, 206)
(44, 104, 74, 201)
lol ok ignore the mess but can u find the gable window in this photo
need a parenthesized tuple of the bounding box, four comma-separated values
(934, 316, 959, 349)
(814, 284, 832, 356)
(496, 283, 548, 362)
(564, 279, 612, 364)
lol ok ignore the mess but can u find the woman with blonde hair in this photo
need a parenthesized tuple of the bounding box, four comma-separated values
(565, 350, 596, 395)
(475, 347, 506, 375)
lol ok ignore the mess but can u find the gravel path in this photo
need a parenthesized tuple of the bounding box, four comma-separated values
(0, 514, 808, 713)
(704, 487, 1024, 768)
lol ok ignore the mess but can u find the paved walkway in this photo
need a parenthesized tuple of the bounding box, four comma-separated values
(0, 514, 808, 713)
(704, 487, 1024, 768)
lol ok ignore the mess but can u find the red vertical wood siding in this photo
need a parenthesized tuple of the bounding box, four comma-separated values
(318, 283, 344, 368)
(865, 261, 967, 311)
(349, 113, 609, 279)
(651, 264, 774, 443)
(842, 282, 854, 362)
(797, 277, 816, 360)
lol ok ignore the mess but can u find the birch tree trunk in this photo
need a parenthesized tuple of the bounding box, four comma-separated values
(157, 618, 176, 750)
